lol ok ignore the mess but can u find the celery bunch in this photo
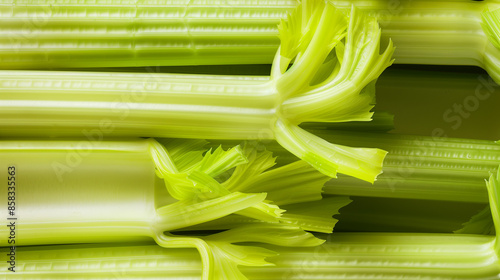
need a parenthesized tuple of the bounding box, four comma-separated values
(0, 138, 350, 279)
(2, 0, 500, 279)
(0, 0, 394, 183)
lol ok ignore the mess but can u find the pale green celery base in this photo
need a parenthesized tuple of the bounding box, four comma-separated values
(0, 139, 160, 246)
(0, 71, 276, 139)
(1, 233, 497, 279)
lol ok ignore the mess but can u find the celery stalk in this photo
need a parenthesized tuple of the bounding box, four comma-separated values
(212, 131, 500, 203)
(0, 1, 394, 182)
(322, 131, 500, 203)
(1, 231, 498, 279)
(4, 0, 500, 79)
(0, 138, 350, 279)
(1, 233, 497, 279)
(0, 0, 294, 69)
(5, 166, 500, 279)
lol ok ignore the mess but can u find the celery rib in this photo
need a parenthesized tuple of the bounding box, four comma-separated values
(6, 168, 500, 279)
(214, 131, 500, 203)
(1, 0, 294, 69)
(1, 233, 498, 279)
(5, 0, 500, 82)
(322, 131, 500, 203)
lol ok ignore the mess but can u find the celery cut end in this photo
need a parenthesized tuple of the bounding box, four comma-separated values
(269, 0, 392, 182)
(274, 118, 387, 183)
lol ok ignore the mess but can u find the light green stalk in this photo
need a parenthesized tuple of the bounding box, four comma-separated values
(0, 138, 349, 279)
(0, 1, 394, 182)
(322, 131, 500, 203)
(0, 233, 497, 279)
(4, 179, 500, 280)
(5, 0, 500, 80)
(212, 131, 500, 204)
(4, 166, 500, 279)
(0, 0, 295, 69)
(4, 161, 500, 279)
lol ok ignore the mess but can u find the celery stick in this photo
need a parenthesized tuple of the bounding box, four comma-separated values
(5, 167, 500, 279)
(0, 138, 349, 279)
(212, 131, 500, 203)
(1, 233, 497, 279)
(0, 1, 394, 182)
(322, 131, 500, 203)
(0, 0, 294, 69)
(4, 0, 500, 79)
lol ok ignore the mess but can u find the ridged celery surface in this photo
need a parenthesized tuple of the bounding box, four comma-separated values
(5, 0, 500, 81)
(0, 1, 394, 183)
(0, 138, 351, 279)
(213, 131, 500, 203)
(0, 0, 295, 69)
(323, 132, 500, 203)
(4, 167, 500, 279)
(1, 234, 497, 279)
